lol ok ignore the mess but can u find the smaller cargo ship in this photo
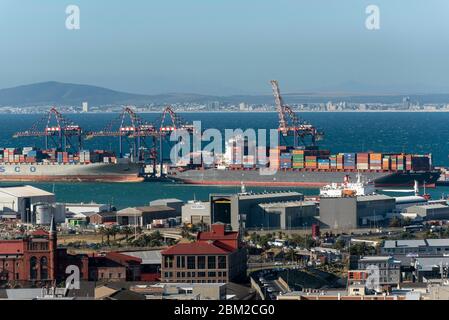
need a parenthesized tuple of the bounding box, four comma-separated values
(0, 147, 143, 182)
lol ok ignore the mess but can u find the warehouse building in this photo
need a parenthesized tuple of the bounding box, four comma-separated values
(319, 194, 395, 230)
(181, 201, 211, 225)
(0, 185, 55, 223)
(405, 204, 449, 221)
(116, 206, 177, 227)
(150, 198, 184, 215)
(209, 191, 304, 231)
(381, 239, 449, 257)
(257, 201, 317, 230)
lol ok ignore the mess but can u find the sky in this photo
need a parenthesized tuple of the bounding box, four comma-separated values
(0, 0, 448, 95)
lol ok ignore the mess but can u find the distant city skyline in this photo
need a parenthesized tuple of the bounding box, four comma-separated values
(1, 0, 449, 95)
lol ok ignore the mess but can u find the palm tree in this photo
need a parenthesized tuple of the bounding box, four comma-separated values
(99, 227, 106, 244)
(121, 226, 133, 242)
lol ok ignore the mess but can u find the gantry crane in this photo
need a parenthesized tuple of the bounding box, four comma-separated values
(270, 80, 324, 147)
(13, 107, 84, 152)
(85, 106, 158, 162)
(157, 106, 196, 172)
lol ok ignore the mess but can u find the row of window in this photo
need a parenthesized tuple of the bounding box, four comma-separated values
(165, 255, 227, 269)
(164, 271, 228, 278)
(171, 271, 227, 278)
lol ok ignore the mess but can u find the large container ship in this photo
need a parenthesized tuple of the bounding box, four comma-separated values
(0, 147, 143, 182)
(165, 144, 440, 188)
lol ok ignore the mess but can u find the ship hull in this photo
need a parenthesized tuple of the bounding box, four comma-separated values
(167, 168, 440, 188)
(0, 162, 144, 183)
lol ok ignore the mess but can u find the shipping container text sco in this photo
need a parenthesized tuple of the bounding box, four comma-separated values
(0, 166, 37, 173)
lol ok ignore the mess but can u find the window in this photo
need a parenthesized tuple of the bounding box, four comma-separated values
(40, 256, 48, 280)
(109, 273, 112, 278)
(29, 256, 37, 280)
(208, 271, 216, 277)
(164, 255, 174, 268)
(187, 256, 196, 269)
(177, 272, 181, 278)
(100, 273, 104, 278)
(198, 272, 206, 277)
(197, 256, 206, 269)
(208, 256, 216, 269)
(218, 256, 226, 269)
(176, 256, 186, 268)
(118, 273, 122, 278)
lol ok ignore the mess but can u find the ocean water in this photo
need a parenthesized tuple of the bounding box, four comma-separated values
(1, 112, 449, 208)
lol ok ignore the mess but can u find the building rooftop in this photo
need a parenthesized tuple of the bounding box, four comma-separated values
(0, 185, 54, 198)
(122, 250, 162, 265)
(238, 191, 303, 200)
(408, 204, 449, 210)
(415, 257, 449, 272)
(150, 198, 183, 203)
(384, 239, 449, 249)
(394, 196, 428, 204)
(357, 194, 394, 202)
(162, 241, 234, 255)
(259, 200, 316, 209)
(359, 256, 394, 262)
(117, 206, 176, 216)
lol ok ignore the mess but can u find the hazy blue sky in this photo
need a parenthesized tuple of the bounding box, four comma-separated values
(0, 0, 448, 95)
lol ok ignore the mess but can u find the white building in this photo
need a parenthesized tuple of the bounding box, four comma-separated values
(82, 101, 89, 112)
(0, 185, 55, 222)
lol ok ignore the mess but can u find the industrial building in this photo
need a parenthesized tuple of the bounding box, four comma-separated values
(381, 239, 449, 257)
(181, 201, 211, 225)
(64, 203, 111, 215)
(209, 191, 304, 231)
(405, 204, 449, 220)
(150, 199, 184, 215)
(116, 206, 177, 227)
(257, 201, 317, 230)
(319, 194, 395, 230)
(0, 185, 55, 223)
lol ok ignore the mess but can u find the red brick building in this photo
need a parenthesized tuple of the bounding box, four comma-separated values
(161, 224, 247, 283)
(0, 217, 88, 285)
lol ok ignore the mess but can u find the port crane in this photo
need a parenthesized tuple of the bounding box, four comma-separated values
(85, 106, 159, 163)
(270, 80, 324, 147)
(157, 106, 196, 172)
(12, 107, 83, 152)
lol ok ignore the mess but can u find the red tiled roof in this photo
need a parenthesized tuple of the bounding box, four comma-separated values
(162, 241, 233, 255)
(32, 229, 49, 237)
(0, 240, 24, 254)
(197, 231, 239, 241)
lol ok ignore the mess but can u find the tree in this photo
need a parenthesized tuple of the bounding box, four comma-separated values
(389, 216, 401, 228)
(121, 226, 133, 242)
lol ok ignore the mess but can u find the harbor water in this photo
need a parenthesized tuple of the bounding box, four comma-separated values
(1, 112, 449, 208)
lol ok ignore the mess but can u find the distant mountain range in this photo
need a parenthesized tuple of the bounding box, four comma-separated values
(1, 81, 449, 107)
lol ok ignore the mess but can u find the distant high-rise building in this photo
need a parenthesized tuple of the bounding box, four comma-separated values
(82, 102, 89, 112)
(239, 102, 247, 111)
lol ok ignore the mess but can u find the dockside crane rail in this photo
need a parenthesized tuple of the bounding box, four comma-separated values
(13, 107, 83, 151)
(270, 80, 324, 147)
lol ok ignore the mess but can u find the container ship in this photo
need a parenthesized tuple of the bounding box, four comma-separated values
(165, 145, 440, 188)
(0, 147, 143, 182)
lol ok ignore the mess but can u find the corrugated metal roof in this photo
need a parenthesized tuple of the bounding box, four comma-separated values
(357, 194, 393, 202)
(123, 250, 162, 264)
(0, 185, 54, 198)
(383, 239, 449, 249)
(259, 201, 316, 208)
